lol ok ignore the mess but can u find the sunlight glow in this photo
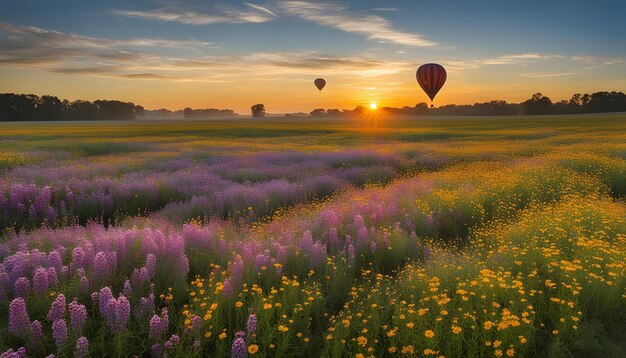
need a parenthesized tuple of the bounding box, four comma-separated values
(369, 102, 378, 110)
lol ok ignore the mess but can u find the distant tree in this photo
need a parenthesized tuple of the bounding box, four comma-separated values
(521, 93, 554, 115)
(351, 105, 366, 115)
(68, 100, 99, 120)
(183, 108, 236, 118)
(585, 91, 626, 113)
(251, 104, 265, 117)
(310, 108, 326, 117)
(94, 100, 138, 120)
(326, 109, 341, 116)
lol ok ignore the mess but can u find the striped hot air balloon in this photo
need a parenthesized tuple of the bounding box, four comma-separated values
(416, 64, 446, 107)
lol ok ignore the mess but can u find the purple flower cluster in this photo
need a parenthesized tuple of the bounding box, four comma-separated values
(75, 336, 89, 358)
(105, 294, 131, 334)
(9, 298, 30, 338)
(231, 333, 246, 358)
(47, 294, 66, 322)
(51, 319, 67, 348)
(69, 299, 87, 334)
(149, 307, 169, 343)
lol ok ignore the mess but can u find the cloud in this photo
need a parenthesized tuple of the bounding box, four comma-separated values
(0, 21, 407, 82)
(279, 1, 436, 47)
(113, 3, 276, 25)
(441, 53, 624, 73)
(0, 22, 214, 68)
(244, 2, 278, 17)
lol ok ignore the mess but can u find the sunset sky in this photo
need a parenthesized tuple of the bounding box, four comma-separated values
(1, 0, 625, 113)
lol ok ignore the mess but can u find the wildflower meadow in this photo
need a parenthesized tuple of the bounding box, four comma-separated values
(1, 115, 625, 357)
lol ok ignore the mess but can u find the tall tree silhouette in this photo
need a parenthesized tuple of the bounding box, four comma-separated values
(251, 104, 265, 117)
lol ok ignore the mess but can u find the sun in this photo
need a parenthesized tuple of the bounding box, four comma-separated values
(369, 102, 378, 110)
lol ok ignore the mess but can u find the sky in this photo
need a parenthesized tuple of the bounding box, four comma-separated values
(1, 0, 625, 113)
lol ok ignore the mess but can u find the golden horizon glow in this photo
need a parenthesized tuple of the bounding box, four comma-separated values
(369, 102, 378, 110)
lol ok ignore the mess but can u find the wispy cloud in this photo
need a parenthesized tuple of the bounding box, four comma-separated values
(113, 1, 435, 46)
(113, 3, 276, 25)
(0, 21, 213, 68)
(442, 53, 623, 73)
(0, 21, 408, 82)
(279, 1, 436, 47)
(244, 2, 278, 17)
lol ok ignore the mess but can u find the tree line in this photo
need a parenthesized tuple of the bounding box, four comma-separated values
(305, 91, 626, 117)
(2, 91, 625, 121)
(0, 93, 244, 121)
(0, 93, 145, 121)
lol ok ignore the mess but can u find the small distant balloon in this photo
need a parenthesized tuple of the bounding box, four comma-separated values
(416, 64, 446, 106)
(314, 78, 326, 92)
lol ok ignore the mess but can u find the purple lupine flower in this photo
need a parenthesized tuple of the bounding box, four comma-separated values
(69, 299, 87, 334)
(46, 206, 57, 224)
(231, 336, 246, 358)
(193, 339, 201, 349)
(32, 267, 49, 295)
(60, 265, 69, 280)
(98, 287, 113, 316)
(93, 252, 109, 281)
(235, 331, 246, 339)
(145, 254, 156, 278)
(107, 294, 131, 334)
(14, 277, 30, 298)
(52, 319, 68, 348)
(30, 320, 44, 346)
(149, 315, 163, 341)
(71, 247, 85, 272)
(16, 347, 26, 358)
(191, 315, 201, 331)
(47, 267, 58, 288)
(299, 230, 314, 253)
(9, 298, 30, 338)
(139, 267, 149, 285)
(170, 334, 180, 344)
(47, 294, 66, 322)
(136, 293, 155, 319)
(115, 295, 131, 332)
(309, 242, 326, 268)
(223, 278, 233, 298)
(47, 251, 63, 272)
(150, 344, 162, 358)
(75, 336, 89, 358)
(106, 298, 117, 332)
(123, 279, 132, 298)
(246, 314, 257, 336)
(106, 252, 117, 273)
(370, 241, 377, 253)
(160, 308, 169, 336)
(347, 244, 355, 264)
(0, 347, 27, 358)
(164, 340, 173, 350)
(79, 276, 89, 292)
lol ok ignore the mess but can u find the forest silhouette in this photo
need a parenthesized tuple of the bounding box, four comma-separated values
(1, 91, 625, 121)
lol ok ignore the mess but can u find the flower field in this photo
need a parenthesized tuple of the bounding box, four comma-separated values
(1, 115, 625, 357)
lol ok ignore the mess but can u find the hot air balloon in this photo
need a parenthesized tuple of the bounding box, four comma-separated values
(314, 78, 326, 92)
(416, 64, 446, 107)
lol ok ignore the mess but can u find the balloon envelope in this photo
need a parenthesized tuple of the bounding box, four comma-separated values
(314, 78, 326, 92)
(416, 64, 446, 102)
